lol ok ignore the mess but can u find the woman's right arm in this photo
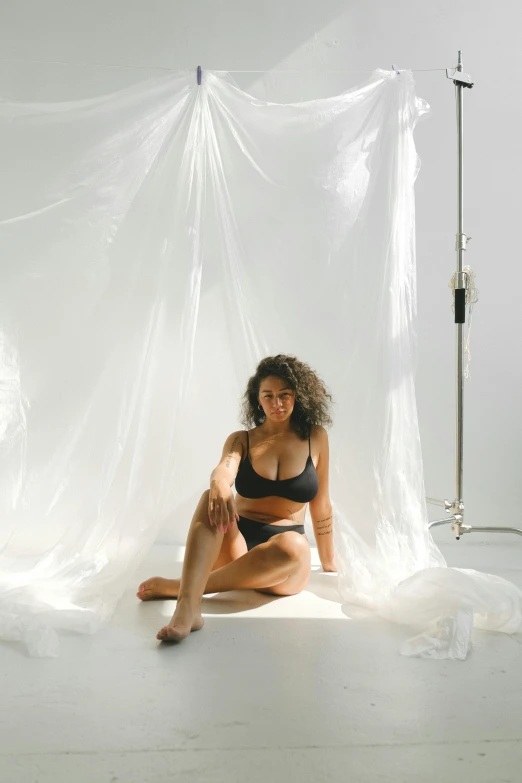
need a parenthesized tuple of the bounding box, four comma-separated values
(208, 431, 244, 530)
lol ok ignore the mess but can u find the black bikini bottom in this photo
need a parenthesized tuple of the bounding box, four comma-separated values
(236, 516, 305, 551)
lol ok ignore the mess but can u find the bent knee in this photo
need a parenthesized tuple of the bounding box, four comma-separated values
(270, 531, 310, 561)
(195, 490, 212, 528)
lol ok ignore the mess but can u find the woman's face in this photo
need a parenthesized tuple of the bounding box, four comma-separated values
(258, 376, 296, 422)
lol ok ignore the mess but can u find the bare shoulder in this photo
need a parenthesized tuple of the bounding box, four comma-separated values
(310, 425, 329, 463)
(224, 430, 246, 454)
(310, 424, 330, 474)
(311, 424, 329, 444)
(216, 430, 246, 473)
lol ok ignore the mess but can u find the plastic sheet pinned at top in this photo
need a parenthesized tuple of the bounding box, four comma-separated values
(0, 69, 521, 658)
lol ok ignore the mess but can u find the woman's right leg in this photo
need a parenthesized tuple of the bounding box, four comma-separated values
(138, 489, 238, 642)
(136, 490, 246, 602)
(156, 490, 224, 641)
(176, 489, 228, 600)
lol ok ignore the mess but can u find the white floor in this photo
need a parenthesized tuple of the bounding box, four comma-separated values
(2, 531, 522, 783)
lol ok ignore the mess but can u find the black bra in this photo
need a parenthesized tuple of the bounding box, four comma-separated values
(235, 430, 319, 503)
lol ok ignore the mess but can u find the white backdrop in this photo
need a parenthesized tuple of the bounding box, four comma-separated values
(0, 68, 439, 644)
(1, 0, 519, 540)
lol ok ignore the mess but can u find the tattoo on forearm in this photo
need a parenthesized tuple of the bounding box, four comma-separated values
(314, 514, 333, 536)
(315, 515, 332, 525)
(225, 436, 239, 469)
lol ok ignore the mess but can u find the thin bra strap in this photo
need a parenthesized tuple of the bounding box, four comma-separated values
(308, 435, 311, 456)
(245, 430, 249, 461)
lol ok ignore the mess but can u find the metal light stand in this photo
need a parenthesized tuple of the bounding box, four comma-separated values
(427, 51, 522, 540)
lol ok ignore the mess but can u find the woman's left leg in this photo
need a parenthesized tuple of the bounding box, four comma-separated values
(197, 530, 311, 596)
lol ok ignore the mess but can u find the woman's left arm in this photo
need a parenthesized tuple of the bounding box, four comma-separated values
(308, 426, 336, 572)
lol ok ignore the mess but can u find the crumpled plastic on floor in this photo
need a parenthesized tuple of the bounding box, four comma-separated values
(0, 611, 60, 658)
(400, 608, 474, 660)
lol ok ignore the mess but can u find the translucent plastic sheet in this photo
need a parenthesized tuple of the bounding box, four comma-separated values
(1, 70, 520, 658)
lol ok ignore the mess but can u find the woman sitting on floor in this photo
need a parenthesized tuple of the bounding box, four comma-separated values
(137, 354, 336, 643)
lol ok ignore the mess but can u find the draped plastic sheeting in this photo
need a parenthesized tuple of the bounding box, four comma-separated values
(0, 70, 520, 658)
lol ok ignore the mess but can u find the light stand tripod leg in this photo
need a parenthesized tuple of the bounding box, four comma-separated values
(467, 526, 522, 536)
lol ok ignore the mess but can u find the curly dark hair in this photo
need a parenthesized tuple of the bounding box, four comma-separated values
(240, 354, 333, 440)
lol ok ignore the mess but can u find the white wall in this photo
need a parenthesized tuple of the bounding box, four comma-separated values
(1, 0, 521, 540)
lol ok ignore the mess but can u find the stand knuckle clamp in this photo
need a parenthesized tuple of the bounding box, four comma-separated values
(455, 233, 471, 252)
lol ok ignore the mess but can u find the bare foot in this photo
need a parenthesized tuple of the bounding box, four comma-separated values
(136, 577, 180, 601)
(156, 599, 204, 643)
